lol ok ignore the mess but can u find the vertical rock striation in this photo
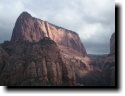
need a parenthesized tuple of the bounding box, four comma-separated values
(0, 12, 91, 86)
(0, 38, 90, 86)
(11, 12, 86, 56)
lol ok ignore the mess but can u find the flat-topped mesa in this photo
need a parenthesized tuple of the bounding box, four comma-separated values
(11, 11, 87, 56)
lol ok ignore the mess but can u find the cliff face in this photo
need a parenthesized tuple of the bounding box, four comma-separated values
(0, 38, 90, 86)
(0, 38, 62, 85)
(11, 12, 86, 56)
(0, 12, 90, 86)
(0, 12, 116, 86)
(110, 33, 115, 54)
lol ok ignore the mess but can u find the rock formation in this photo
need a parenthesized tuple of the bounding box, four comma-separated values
(0, 38, 90, 86)
(0, 12, 116, 86)
(82, 33, 116, 86)
(110, 33, 115, 54)
(0, 12, 90, 86)
(11, 12, 86, 57)
(0, 38, 63, 85)
(0, 47, 9, 72)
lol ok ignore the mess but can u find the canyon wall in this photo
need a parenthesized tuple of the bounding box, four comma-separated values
(11, 12, 86, 56)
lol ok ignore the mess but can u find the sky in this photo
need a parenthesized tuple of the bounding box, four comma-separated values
(0, 0, 115, 54)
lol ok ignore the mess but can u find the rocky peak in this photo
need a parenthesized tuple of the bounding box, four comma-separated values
(19, 11, 32, 19)
(15, 11, 32, 25)
(11, 12, 87, 56)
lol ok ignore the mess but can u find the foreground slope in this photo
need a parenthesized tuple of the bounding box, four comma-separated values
(0, 38, 90, 86)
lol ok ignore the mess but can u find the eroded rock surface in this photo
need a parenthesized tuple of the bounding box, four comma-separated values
(0, 12, 116, 86)
(11, 12, 86, 56)
(0, 38, 90, 86)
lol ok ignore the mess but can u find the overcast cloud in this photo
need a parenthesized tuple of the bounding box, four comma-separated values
(0, 0, 115, 54)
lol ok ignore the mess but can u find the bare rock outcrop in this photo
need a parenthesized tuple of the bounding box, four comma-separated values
(0, 38, 62, 85)
(11, 12, 86, 56)
(0, 47, 9, 72)
(0, 12, 90, 86)
(0, 12, 116, 86)
(0, 38, 90, 86)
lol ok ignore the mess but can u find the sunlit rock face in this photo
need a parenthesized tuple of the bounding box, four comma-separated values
(11, 12, 86, 57)
(110, 33, 115, 55)
(0, 12, 116, 86)
(0, 12, 90, 86)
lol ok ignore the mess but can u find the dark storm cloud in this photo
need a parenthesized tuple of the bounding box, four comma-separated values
(83, 41, 110, 54)
(0, 27, 11, 43)
(0, 0, 115, 54)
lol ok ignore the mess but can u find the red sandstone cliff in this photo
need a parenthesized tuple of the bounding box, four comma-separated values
(11, 12, 86, 57)
(0, 38, 90, 86)
(0, 12, 90, 86)
(0, 12, 116, 86)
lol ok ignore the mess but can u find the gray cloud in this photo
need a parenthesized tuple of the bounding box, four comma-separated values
(0, 0, 115, 54)
(0, 27, 11, 43)
(83, 40, 110, 54)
